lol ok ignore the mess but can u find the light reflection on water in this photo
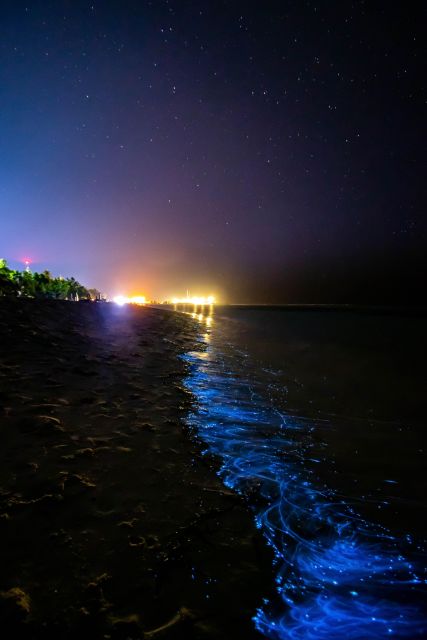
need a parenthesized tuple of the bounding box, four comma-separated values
(179, 306, 427, 640)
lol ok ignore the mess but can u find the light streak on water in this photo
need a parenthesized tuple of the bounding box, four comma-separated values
(180, 319, 427, 639)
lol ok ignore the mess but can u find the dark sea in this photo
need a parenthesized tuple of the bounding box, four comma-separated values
(178, 304, 427, 640)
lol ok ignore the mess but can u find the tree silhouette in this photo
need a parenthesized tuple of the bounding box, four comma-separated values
(0, 259, 92, 300)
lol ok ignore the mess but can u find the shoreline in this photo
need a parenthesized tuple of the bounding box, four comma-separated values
(180, 303, 427, 639)
(153, 303, 427, 318)
(0, 299, 273, 639)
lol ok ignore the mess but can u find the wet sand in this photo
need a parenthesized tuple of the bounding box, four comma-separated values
(0, 299, 272, 639)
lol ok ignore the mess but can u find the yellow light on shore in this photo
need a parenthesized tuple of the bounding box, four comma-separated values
(113, 295, 146, 306)
(172, 295, 215, 305)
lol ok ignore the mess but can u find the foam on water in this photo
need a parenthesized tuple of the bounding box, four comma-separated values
(180, 313, 427, 639)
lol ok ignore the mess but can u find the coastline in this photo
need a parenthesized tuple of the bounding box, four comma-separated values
(0, 299, 272, 639)
(180, 306, 427, 639)
(154, 303, 427, 317)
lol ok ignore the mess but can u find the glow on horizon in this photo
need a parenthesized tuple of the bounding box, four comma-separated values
(113, 295, 146, 306)
(172, 295, 215, 305)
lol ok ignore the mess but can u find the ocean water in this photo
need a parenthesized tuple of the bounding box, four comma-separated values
(178, 305, 427, 640)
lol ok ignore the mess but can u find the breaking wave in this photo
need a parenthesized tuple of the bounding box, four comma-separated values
(181, 319, 427, 639)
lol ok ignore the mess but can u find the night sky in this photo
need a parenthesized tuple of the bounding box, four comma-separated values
(1, 1, 425, 304)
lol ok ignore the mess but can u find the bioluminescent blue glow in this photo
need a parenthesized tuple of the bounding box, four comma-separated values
(180, 323, 427, 639)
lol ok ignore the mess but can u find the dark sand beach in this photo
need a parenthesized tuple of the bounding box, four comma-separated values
(0, 300, 272, 639)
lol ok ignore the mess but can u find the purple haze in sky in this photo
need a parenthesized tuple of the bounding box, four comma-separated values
(1, 2, 425, 303)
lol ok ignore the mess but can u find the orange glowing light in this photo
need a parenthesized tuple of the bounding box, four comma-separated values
(172, 295, 215, 305)
(113, 295, 146, 306)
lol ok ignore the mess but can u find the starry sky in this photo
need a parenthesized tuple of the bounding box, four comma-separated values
(1, 1, 425, 303)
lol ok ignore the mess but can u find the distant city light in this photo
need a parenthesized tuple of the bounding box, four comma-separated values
(172, 295, 215, 305)
(113, 295, 146, 306)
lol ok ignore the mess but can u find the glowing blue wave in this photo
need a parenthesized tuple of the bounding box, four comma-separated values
(181, 333, 427, 639)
